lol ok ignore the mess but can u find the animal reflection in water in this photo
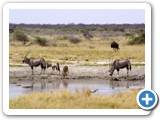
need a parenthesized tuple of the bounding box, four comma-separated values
(40, 80, 69, 90)
(109, 80, 130, 89)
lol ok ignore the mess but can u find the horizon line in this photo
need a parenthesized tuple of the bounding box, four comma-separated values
(9, 23, 145, 25)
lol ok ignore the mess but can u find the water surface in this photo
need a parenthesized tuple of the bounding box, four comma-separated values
(10, 79, 144, 99)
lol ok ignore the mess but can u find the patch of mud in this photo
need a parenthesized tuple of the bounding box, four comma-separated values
(10, 65, 145, 82)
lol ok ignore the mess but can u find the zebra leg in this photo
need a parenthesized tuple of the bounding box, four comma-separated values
(31, 66, 34, 75)
(40, 69, 42, 75)
(39, 66, 41, 75)
(117, 69, 119, 77)
(52, 66, 56, 75)
(127, 69, 129, 77)
(44, 65, 46, 74)
(44, 68, 45, 74)
(40, 64, 44, 74)
(51, 70, 54, 75)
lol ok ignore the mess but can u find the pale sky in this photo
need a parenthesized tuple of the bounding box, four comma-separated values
(9, 9, 145, 24)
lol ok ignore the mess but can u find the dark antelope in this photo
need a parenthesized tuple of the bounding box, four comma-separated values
(47, 63, 60, 74)
(22, 51, 46, 75)
(62, 66, 69, 78)
(111, 41, 119, 51)
(108, 59, 131, 77)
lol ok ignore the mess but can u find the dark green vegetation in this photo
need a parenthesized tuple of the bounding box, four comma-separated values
(128, 32, 145, 45)
(9, 23, 145, 46)
(12, 29, 29, 45)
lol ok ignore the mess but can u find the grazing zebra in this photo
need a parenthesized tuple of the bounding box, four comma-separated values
(108, 59, 131, 77)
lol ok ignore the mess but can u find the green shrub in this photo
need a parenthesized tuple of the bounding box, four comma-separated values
(63, 36, 68, 40)
(9, 28, 14, 33)
(35, 36, 47, 46)
(128, 33, 145, 45)
(13, 30, 29, 45)
(69, 37, 81, 44)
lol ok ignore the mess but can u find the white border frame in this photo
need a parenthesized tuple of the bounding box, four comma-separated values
(3, 3, 151, 115)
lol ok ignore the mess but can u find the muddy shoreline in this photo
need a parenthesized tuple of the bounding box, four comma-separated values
(10, 65, 145, 84)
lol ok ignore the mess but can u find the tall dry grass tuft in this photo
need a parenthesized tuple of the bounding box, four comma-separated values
(10, 89, 141, 109)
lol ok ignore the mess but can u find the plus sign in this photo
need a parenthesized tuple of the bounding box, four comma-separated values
(137, 90, 158, 110)
(142, 94, 153, 105)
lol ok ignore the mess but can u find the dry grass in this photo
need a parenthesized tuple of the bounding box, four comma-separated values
(9, 36, 144, 65)
(9, 89, 140, 109)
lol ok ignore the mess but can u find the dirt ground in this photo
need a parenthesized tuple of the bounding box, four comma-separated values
(9, 65, 145, 83)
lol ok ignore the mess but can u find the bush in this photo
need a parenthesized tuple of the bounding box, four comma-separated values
(13, 30, 29, 45)
(69, 37, 81, 44)
(9, 28, 14, 33)
(34, 36, 57, 46)
(128, 33, 145, 45)
(35, 36, 47, 46)
(63, 36, 68, 40)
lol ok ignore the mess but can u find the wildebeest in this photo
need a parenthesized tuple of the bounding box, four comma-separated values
(62, 66, 69, 78)
(108, 59, 131, 77)
(46, 63, 60, 74)
(22, 51, 46, 75)
(111, 41, 119, 51)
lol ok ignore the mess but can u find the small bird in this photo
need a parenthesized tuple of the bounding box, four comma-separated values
(91, 89, 98, 93)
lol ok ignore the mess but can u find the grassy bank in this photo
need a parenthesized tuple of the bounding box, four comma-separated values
(9, 23, 145, 64)
(10, 89, 140, 109)
(9, 40, 144, 64)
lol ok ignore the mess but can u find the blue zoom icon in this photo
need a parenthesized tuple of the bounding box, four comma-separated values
(137, 89, 158, 110)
